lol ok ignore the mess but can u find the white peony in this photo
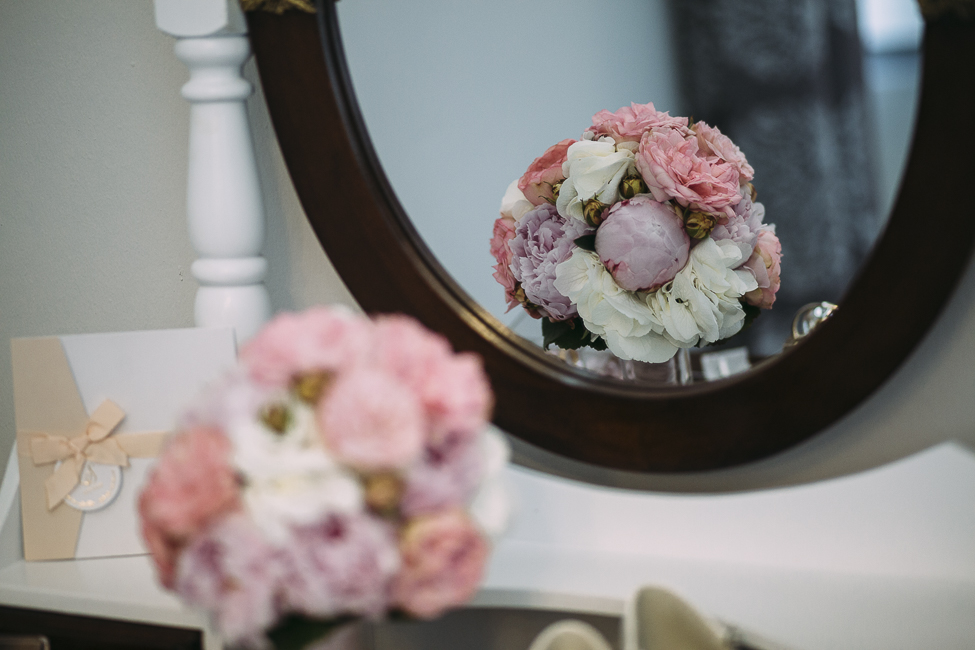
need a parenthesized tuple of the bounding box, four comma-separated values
(230, 400, 364, 545)
(553, 239, 759, 364)
(554, 249, 679, 363)
(651, 238, 758, 348)
(556, 139, 636, 224)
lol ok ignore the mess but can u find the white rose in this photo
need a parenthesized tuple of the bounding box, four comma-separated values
(500, 179, 534, 223)
(556, 139, 636, 224)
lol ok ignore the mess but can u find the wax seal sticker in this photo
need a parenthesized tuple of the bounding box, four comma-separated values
(54, 461, 122, 512)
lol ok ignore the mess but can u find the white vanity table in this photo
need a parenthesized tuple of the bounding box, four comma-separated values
(2, 437, 974, 649)
(1, 1, 974, 648)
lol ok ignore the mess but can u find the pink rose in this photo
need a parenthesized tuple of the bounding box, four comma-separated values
(139, 427, 240, 587)
(694, 122, 754, 183)
(588, 101, 690, 143)
(595, 196, 690, 292)
(743, 228, 783, 309)
(392, 510, 489, 619)
(241, 307, 372, 388)
(372, 315, 492, 444)
(636, 128, 742, 218)
(518, 139, 575, 206)
(317, 366, 425, 471)
(174, 513, 285, 646)
(489, 216, 519, 312)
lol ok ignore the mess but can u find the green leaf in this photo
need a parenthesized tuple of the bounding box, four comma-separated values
(541, 317, 574, 349)
(573, 234, 597, 252)
(266, 615, 352, 650)
(542, 317, 607, 351)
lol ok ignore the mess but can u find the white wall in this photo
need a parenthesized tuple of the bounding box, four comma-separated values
(1, 0, 974, 497)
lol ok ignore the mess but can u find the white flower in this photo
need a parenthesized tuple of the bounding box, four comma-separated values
(553, 239, 760, 363)
(467, 426, 512, 542)
(554, 249, 679, 363)
(229, 400, 365, 545)
(500, 179, 534, 223)
(556, 139, 635, 224)
(652, 238, 759, 348)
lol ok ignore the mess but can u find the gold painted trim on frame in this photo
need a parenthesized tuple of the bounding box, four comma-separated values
(240, 0, 316, 14)
(918, 0, 975, 20)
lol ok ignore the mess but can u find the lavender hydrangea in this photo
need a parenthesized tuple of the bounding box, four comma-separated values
(282, 513, 400, 620)
(509, 203, 593, 320)
(711, 190, 765, 262)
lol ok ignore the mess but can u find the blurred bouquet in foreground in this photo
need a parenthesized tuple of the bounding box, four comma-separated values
(139, 307, 509, 649)
(491, 101, 782, 363)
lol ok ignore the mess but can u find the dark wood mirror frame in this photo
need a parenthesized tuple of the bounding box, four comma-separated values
(246, 3, 975, 473)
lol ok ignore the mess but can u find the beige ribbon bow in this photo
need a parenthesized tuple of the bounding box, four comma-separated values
(28, 399, 159, 510)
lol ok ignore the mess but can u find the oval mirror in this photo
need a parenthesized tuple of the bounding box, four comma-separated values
(245, 2, 975, 473)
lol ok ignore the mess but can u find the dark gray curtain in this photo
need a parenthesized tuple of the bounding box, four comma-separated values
(672, 0, 880, 354)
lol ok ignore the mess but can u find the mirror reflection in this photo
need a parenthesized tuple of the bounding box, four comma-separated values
(335, 0, 921, 382)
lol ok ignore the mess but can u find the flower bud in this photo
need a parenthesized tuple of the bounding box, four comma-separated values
(259, 403, 291, 434)
(619, 174, 648, 200)
(292, 371, 332, 404)
(583, 199, 609, 226)
(684, 211, 717, 239)
(364, 472, 404, 516)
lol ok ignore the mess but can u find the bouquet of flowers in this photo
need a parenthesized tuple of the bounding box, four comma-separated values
(490, 102, 782, 363)
(138, 307, 509, 649)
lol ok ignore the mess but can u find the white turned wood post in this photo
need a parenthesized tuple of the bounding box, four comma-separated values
(154, 0, 271, 344)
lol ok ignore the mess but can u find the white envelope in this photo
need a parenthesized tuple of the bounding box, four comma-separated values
(12, 327, 237, 561)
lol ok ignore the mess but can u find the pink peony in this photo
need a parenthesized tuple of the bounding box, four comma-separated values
(241, 307, 372, 388)
(489, 216, 519, 312)
(282, 514, 400, 620)
(509, 203, 593, 321)
(636, 127, 742, 218)
(743, 228, 783, 309)
(371, 315, 493, 445)
(139, 427, 240, 588)
(595, 196, 690, 292)
(391, 510, 489, 619)
(694, 122, 754, 183)
(588, 101, 690, 143)
(401, 432, 484, 518)
(175, 513, 286, 647)
(517, 139, 575, 206)
(316, 366, 425, 471)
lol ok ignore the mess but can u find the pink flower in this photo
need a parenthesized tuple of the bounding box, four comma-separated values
(139, 427, 240, 588)
(401, 432, 484, 518)
(489, 216, 519, 312)
(588, 102, 690, 143)
(241, 307, 372, 388)
(316, 366, 425, 471)
(743, 228, 783, 309)
(175, 513, 285, 647)
(595, 196, 690, 292)
(392, 510, 489, 619)
(282, 514, 400, 619)
(636, 128, 742, 218)
(372, 315, 493, 444)
(518, 139, 575, 206)
(694, 122, 754, 183)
